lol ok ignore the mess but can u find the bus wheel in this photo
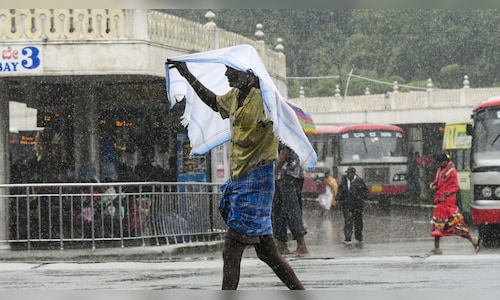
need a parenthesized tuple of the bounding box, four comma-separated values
(478, 224, 500, 247)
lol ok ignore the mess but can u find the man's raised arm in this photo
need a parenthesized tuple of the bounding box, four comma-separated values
(167, 60, 218, 111)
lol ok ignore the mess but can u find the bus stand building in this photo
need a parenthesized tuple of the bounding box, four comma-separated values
(0, 9, 287, 248)
(2, 9, 500, 250)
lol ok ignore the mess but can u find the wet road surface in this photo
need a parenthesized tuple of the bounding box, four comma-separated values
(254, 200, 484, 259)
(1, 201, 499, 291)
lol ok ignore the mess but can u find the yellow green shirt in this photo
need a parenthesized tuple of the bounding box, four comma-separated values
(217, 87, 278, 180)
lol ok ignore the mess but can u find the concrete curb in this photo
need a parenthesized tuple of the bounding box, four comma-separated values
(0, 240, 225, 262)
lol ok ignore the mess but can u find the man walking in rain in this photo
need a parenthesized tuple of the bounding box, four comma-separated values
(336, 167, 368, 245)
(166, 45, 316, 290)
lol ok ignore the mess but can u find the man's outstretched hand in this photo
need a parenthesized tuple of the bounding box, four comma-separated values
(166, 59, 190, 78)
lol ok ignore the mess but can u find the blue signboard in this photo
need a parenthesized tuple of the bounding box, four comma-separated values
(1, 45, 43, 74)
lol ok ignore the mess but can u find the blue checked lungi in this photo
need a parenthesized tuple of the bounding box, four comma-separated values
(219, 162, 275, 236)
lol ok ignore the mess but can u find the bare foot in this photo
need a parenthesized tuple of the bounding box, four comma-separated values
(294, 246, 309, 256)
(472, 237, 481, 253)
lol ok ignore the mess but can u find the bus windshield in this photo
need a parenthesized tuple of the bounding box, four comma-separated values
(339, 131, 406, 164)
(472, 109, 500, 168)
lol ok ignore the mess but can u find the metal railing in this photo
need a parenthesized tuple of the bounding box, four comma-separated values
(0, 182, 226, 251)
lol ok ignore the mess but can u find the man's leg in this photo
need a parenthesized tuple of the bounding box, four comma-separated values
(254, 236, 305, 290)
(272, 179, 290, 254)
(431, 236, 442, 254)
(222, 236, 246, 290)
(353, 208, 364, 242)
(283, 176, 308, 254)
(342, 208, 353, 242)
(296, 177, 305, 211)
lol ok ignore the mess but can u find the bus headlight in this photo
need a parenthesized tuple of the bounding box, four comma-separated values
(495, 187, 500, 198)
(482, 187, 492, 198)
(393, 174, 406, 181)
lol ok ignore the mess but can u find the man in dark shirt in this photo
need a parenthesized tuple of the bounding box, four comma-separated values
(336, 167, 369, 244)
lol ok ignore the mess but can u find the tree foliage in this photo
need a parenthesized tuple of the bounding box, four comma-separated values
(163, 9, 500, 97)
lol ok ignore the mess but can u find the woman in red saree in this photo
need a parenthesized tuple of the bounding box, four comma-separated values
(429, 153, 480, 255)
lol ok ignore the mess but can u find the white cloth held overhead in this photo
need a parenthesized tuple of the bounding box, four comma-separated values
(165, 44, 317, 169)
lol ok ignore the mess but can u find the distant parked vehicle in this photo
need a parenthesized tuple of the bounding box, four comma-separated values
(470, 95, 500, 246)
(307, 123, 408, 210)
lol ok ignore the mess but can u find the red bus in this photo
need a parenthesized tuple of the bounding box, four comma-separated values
(470, 95, 500, 245)
(307, 123, 408, 209)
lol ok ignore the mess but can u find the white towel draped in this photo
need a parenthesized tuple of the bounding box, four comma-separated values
(165, 44, 317, 169)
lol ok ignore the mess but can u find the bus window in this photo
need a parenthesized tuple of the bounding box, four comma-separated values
(449, 149, 470, 172)
(464, 148, 471, 171)
(456, 150, 464, 170)
(338, 132, 406, 164)
(473, 113, 500, 167)
(326, 138, 334, 156)
(314, 140, 325, 161)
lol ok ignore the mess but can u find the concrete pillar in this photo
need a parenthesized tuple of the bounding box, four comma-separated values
(254, 24, 266, 55)
(424, 92, 430, 108)
(390, 92, 396, 110)
(73, 100, 83, 178)
(460, 88, 467, 106)
(0, 78, 10, 250)
(460, 76, 469, 106)
(128, 9, 148, 40)
(254, 23, 265, 44)
(204, 10, 219, 51)
(0, 79, 8, 185)
(205, 10, 227, 184)
(73, 82, 100, 181)
(88, 87, 100, 179)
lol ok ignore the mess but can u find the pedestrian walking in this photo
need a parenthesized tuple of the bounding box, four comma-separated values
(336, 167, 369, 245)
(166, 45, 316, 290)
(317, 168, 338, 217)
(272, 142, 309, 257)
(429, 153, 480, 255)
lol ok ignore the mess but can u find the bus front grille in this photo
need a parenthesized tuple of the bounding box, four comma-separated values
(364, 168, 389, 185)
